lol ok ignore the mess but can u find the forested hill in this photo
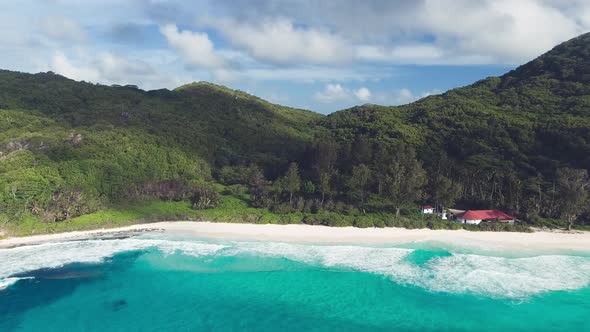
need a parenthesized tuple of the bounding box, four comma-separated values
(320, 32, 590, 225)
(1, 32, 589, 233)
(0, 70, 322, 229)
(0, 70, 321, 172)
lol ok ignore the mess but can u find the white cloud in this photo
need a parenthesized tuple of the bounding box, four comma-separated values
(357, 44, 445, 63)
(210, 0, 590, 65)
(51, 52, 100, 82)
(314, 84, 372, 103)
(314, 84, 350, 103)
(354, 87, 371, 101)
(39, 16, 87, 43)
(355, 44, 495, 65)
(49, 51, 190, 90)
(203, 17, 351, 65)
(395, 88, 415, 104)
(236, 66, 389, 83)
(159, 24, 231, 81)
(418, 0, 583, 63)
(371, 88, 442, 106)
(314, 84, 441, 106)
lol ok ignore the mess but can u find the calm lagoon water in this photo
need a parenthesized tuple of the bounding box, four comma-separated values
(1, 234, 589, 331)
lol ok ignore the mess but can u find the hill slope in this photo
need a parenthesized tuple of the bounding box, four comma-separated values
(1, 33, 590, 232)
(0, 71, 321, 170)
(0, 71, 321, 228)
(321, 32, 590, 219)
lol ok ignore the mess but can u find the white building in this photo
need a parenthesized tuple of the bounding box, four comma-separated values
(422, 205, 434, 214)
(454, 210, 516, 225)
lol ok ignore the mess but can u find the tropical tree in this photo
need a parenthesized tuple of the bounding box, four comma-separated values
(384, 145, 427, 216)
(556, 168, 589, 230)
(284, 162, 301, 204)
(319, 171, 332, 204)
(349, 164, 371, 207)
(431, 175, 462, 209)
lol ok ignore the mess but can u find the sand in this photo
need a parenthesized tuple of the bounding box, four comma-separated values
(1, 221, 589, 253)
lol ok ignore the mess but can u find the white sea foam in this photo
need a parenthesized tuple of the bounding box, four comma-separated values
(219, 241, 590, 298)
(1, 236, 588, 298)
(0, 277, 33, 290)
(420, 254, 590, 298)
(225, 241, 414, 273)
(0, 237, 226, 290)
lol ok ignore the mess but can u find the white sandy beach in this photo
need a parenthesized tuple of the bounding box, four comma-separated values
(1, 221, 589, 252)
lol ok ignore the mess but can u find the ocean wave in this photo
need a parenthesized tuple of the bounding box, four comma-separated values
(217, 241, 590, 298)
(420, 254, 590, 298)
(0, 277, 33, 290)
(1, 236, 588, 298)
(0, 238, 226, 283)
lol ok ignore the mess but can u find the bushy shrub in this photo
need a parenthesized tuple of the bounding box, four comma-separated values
(324, 200, 335, 212)
(191, 185, 220, 210)
(218, 166, 241, 185)
(334, 201, 347, 214)
(126, 180, 192, 201)
(240, 214, 263, 223)
(353, 218, 374, 228)
(303, 181, 316, 194)
(303, 199, 314, 213)
(302, 212, 351, 227)
(42, 188, 102, 222)
(223, 184, 248, 196)
(344, 204, 359, 215)
(271, 202, 294, 214)
(310, 199, 322, 214)
(327, 215, 351, 227)
(294, 197, 305, 212)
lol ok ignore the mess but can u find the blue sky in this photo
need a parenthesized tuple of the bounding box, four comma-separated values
(1, 1, 589, 113)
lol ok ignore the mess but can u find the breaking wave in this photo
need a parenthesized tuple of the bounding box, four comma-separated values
(0, 277, 33, 290)
(0, 238, 226, 289)
(1, 236, 589, 298)
(218, 241, 590, 298)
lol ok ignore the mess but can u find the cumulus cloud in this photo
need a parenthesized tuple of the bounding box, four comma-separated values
(39, 16, 87, 43)
(418, 0, 582, 63)
(159, 24, 231, 81)
(236, 66, 388, 82)
(393, 88, 416, 104)
(355, 44, 494, 65)
(49, 51, 188, 90)
(314, 84, 372, 103)
(160, 24, 222, 69)
(354, 87, 371, 101)
(203, 17, 351, 65)
(314, 84, 350, 103)
(371, 88, 442, 106)
(314, 84, 441, 106)
(51, 52, 99, 82)
(210, 0, 590, 64)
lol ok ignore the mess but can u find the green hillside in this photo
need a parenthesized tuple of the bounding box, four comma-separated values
(0, 71, 322, 233)
(1, 33, 590, 235)
(0, 71, 321, 171)
(321, 33, 590, 226)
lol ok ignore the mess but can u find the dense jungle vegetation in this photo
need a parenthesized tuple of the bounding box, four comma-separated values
(2, 33, 590, 235)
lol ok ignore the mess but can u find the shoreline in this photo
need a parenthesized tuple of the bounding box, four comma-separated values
(1, 221, 589, 253)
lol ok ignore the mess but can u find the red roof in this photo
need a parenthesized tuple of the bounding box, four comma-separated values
(422, 205, 433, 209)
(456, 210, 516, 221)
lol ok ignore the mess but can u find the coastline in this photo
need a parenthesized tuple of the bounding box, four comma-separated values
(1, 221, 589, 253)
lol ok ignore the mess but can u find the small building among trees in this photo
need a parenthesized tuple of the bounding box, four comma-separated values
(454, 210, 516, 225)
(422, 205, 434, 214)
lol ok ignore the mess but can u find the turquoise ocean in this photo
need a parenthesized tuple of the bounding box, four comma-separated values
(1, 233, 589, 331)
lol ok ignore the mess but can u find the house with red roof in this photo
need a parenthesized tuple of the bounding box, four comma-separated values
(454, 210, 517, 225)
(421, 205, 434, 214)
